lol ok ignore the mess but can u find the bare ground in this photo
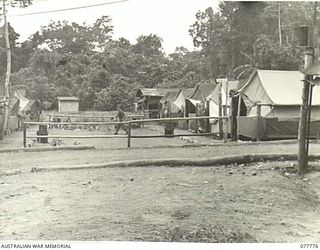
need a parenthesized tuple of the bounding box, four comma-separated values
(0, 162, 320, 242)
(1, 126, 320, 242)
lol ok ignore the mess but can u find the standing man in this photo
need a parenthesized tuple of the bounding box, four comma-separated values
(114, 104, 128, 135)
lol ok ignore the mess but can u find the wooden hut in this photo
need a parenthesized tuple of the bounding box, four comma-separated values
(57, 97, 79, 113)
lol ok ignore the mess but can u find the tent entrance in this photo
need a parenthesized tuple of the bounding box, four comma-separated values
(230, 94, 247, 140)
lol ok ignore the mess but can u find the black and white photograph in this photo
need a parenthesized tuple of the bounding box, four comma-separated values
(0, 0, 320, 247)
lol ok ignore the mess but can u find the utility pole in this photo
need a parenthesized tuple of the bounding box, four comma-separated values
(2, 0, 11, 135)
(297, 2, 317, 175)
(306, 2, 319, 157)
(298, 47, 313, 175)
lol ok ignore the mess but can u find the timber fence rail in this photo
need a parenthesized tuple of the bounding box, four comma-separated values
(46, 113, 144, 119)
(23, 116, 229, 148)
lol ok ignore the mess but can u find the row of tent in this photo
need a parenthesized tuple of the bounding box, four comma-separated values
(134, 80, 240, 120)
(134, 69, 320, 140)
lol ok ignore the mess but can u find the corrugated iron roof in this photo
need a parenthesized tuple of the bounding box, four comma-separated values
(138, 88, 162, 96)
(157, 89, 175, 96)
(137, 88, 180, 97)
(57, 96, 79, 101)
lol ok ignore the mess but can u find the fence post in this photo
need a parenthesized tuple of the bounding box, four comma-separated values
(218, 83, 223, 140)
(127, 122, 132, 148)
(237, 94, 242, 141)
(23, 123, 27, 148)
(223, 118, 228, 143)
(256, 104, 262, 141)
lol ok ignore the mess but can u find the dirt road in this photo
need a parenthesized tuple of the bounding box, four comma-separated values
(0, 161, 320, 242)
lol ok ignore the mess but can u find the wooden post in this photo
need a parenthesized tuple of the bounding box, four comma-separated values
(23, 123, 27, 148)
(237, 94, 242, 116)
(223, 118, 228, 143)
(206, 100, 210, 133)
(306, 72, 315, 164)
(256, 104, 262, 141)
(298, 74, 312, 175)
(298, 2, 317, 176)
(229, 94, 236, 141)
(218, 82, 223, 140)
(236, 94, 242, 140)
(48, 115, 52, 129)
(127, 122, 132, 148)
(224, 80, 228, 116)
(195, 104, 199, 134)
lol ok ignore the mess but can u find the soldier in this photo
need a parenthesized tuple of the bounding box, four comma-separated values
(114, 105, 128, 135)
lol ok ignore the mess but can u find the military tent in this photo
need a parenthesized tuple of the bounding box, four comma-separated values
(159, 89, 193, 117)
(185, 83, 215, 115)
(207, 80, 240, 133)
(207, 81, 240, 116)
(185, 83, 215, 132)
(174, 89, 193, 115)
(12, 86, 41, 121)
(234, 70, 320, 140)
(159, 90, 180, 117)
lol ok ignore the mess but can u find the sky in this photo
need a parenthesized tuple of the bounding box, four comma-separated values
(3, 0, 218, 54)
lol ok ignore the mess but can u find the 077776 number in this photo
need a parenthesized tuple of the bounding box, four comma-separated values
(300, 244, 319, 249)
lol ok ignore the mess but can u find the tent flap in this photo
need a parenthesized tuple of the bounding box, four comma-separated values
(237, 116, 320, 140)
(237, 117, 266, 139)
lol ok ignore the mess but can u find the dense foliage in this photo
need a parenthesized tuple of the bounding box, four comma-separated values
(0, 1, 317, 110)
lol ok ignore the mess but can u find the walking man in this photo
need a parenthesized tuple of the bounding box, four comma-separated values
(114, 104, 128, 135)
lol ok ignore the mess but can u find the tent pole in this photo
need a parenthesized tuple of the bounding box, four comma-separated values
(236, 94, 242, 140)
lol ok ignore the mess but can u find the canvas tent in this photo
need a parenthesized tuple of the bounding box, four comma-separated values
(186, 83, 215, 115)
(10, 96, 20, 116)
(185, 83, 215, 132)
(207, 80, 240, 132)
(0, 94, 24, 133)
(159, 88, 193, 117)
(234, 70, 320, 140)
(134, 88, 178, 118)
(159, 90, 180, 117)
(175, 89, 193, 115)
(12, 86, 41, 121)
(207, 81, 239, 114)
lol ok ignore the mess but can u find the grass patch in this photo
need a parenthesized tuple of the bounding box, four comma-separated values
(156, 224, 258, 243)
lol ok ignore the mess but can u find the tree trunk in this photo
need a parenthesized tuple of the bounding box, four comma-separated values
(278, 2, 282, 47)
(2, 0, 12, 135)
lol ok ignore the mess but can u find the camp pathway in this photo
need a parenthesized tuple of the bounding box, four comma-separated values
(0, 124, 220, 150)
